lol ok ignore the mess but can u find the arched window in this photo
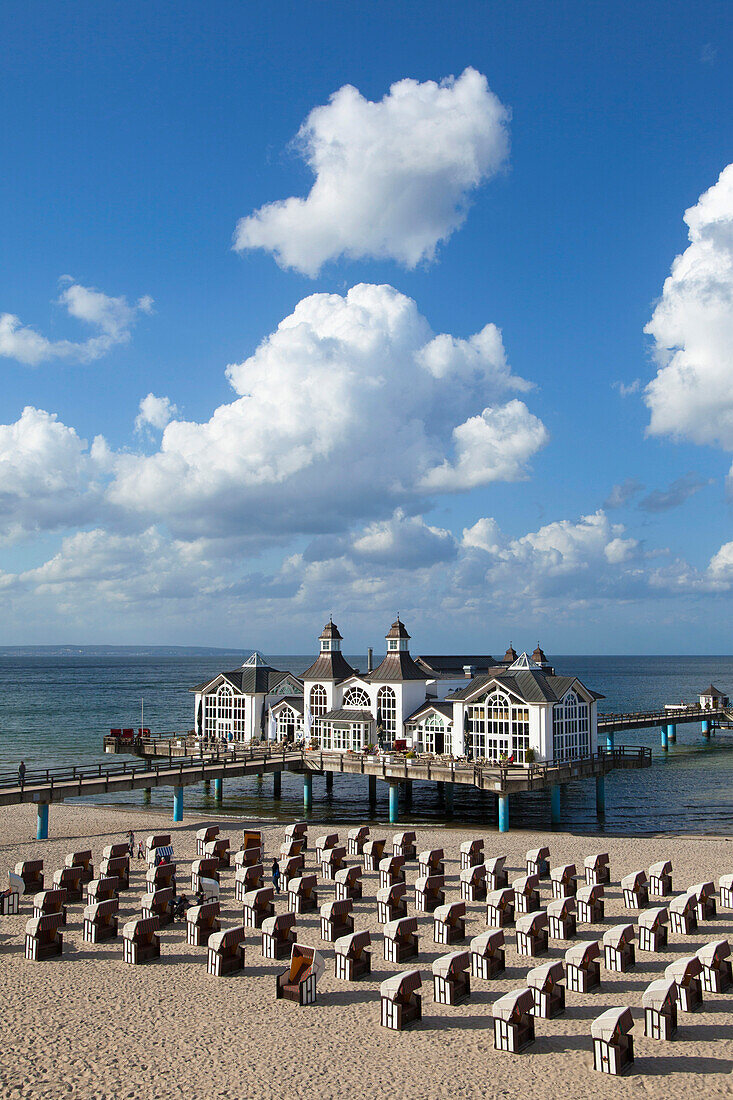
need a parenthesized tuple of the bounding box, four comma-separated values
(277, 704, 297, 741)
(310, 684, 327, 717)
(553, 690, 589, 761)
(343, 687, 371, 709)
(466, 691, 531, 763)
(377, 686, 396, 737)
(217, 683, 233, 718)
(203, 682, 246, 740)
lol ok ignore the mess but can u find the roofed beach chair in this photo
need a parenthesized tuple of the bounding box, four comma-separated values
(83, 898, 119, 943)
(377, 881, 407, 923)
(335, 863, 362, 902)
(99, 855, 129, 891)
(242, 886, 275, 929)
(281, 855, 305, 891)
(565, 939, 601, 992)
(433, 950, 471, 1005)
(347, 826, 369, 856)
(484, 855, 508, 891)
(276, 943, 324, 1006)
(147, 861, 176, 894)
(86, 876, 118, 904)
(470, 928, 505, 979)
(33, 888, 67, 925)
(665, 955, 703, 1012)
(234, 845, 262, 868)
(192, 857, 220, 893)
(241, 830, 264, 858)
(584, 852, 610, 886)
(526, 846, 550, 879)
(415, 874, 445, 913)
(363, 837, 386, 872)
(384, 915, 419, 962)
(460, 838, 484, 870)
(512, 874, 540, 914)
(547, 896, 577, 940)
(392, 830, 417, 861)
(196, 825, 219, 856)
(320, 897, 354, 942)
(204, 836, 231, 869)
(460, 863, 487, 903)
(486, 887, 515, 928)
(491, 988, 535, 1053)
(334, 929, 371, 980)
(379, 854, 406, 890)
(284, 822, 306, 850)
(602, 924, 636, 972)
(418, 848, 445, 877)
(288, 874, 318, 914)
(122, 916, 160, 965)
(102, 843, 129, 860)
(638, 906, 668, 952)
(669, 891, 698, 935)
(687, 881, 716, 922)
(695, 939, 732, 994)
(526, 960, 565, 1018)
(1, 878, 20, 915)
(516, 910, 548, 957)
(261, 911, 297, 960)
(145, 835, 171, 863)
(65, 850, 94, 884)
(14, 860, 43, 895)
(141, 887, 175, 927)
(279, 838, 302, 860)
(433, 900, 466, 946)
(621, 869, 648, 909)
(186, 901, 221, 946)
(550, 863, 577, 899)
(648, 859, 673, 897)
(576, 883, 604, 924)
(25, 913, 63, 961)
(321, 845, 347, 881)
(719, 873, 733, 910)
(207, 925, 246, 976)
(235, 863, 263, 902)
(52, 865, 84, 903)
(380, 969, 422, 1031)
(315, 833, 339, 865)
(591, 1007, 634, 1075)
(643, 977, 678, 1040)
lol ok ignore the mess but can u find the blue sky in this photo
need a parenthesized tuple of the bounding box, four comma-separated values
(1, 2, 732, 652)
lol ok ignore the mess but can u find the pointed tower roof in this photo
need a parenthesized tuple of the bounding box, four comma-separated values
(243, 650, 271, 668)
(368, 618, 428, 682)
(386, 617, 411, 640)
(301, 620, 355, 682)
(503, 643, 518, 663)
(319, 618, 343, 641)
(532, 643, 548, 665)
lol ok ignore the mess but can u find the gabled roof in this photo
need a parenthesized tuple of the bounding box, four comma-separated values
(368, 651, 430, 682)
(448, 670, 604, 705)
(415, 655, 497, 677)
(404, 700, 454, 724)
(191, 662, 294, 696)
(269, 695, 305, 715)
(301, 650, 356, 682)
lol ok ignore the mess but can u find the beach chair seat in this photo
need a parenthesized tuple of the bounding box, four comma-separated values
(695, 939, 732, 994)
(379, 855, 406, 890)
(347, 826, 369, 857)
(460, 838, 484, 870)
(198, 877, 220, 903)
(486, 888, 515, 928)
(638, 906, 669, 952)
(242, 829, 264, 858)
(321, 845, 347, 881)
(146, 861, 177, 894)
(284, 822, 306, 851)
(122, 916, 160, 965)
(83, 898, 119, 943)
(363, 838, 386, 872)
(576, 883, 604, 924)
(33, 888, 68, 927)
(687, 881, 716, 922)
(281, 855, 305, 891)
(719, 873, 733, 910)
(102, 843, 129, 860)
(334, 864, 363, 902)
(383, 915, 419, 962)
(526, 960, 565, 1019)
(470, 928, 505, 979)
(52, 866, 84, 903)
(643, 978, 678, 1040)
(584, 852, 610, 886)
(207, 925, 246, 977)
(14, 860, 43, 895)
(512, 874, 540, 914)
(546, 896, 577, 940)
(276, 944, 324, 1006)
(86, 876, 119, 904)
(516, 910, 548, 957)
(418, 848, 445, 877)
(392, 831, 417, 862)
(234, 846, 263, 869)
(196, 825, 219, 857)
(204, 837, 231, 869)
(64, 850, 94, 884)
(141, 887, 175, 927)
(144, 835, 171, 864)
(235, 863, 264, 902)
(320, 897, 354, 942)
(99, 855, 130, 891)
(484, 855, 508, 891)
(191, 857, 219, 894)
(334, 929, 371, 980)
(315, 833, 339, 865)
(380, 969, 422, 1031)
(242, 886, 275, 929)
(433, 901, 466, 946)
(433, 950, 471, 1005)
(550, 863, 578, 899)
(664, 955, 703, 1012)
(414, 874, 445, 914)
(591, 1007, 634, 1075)
(526, 847, 550, 879)
(669, 891, 698, 935)
(279, 839, 302, 860)
(261, 911, 297, 960)
(25, 913, 63, 961)
(602, 924, 636, 972)
(1, 881, 20, 915)
(376, 881, 407, 923)
(288, 875, 318, 914)
(460, 863, 487, 903)
(565, 940, 601, 993)
(186, 901, 221, 946)
(648, 860, 673, 897)
(492, 988, 535, 1053)
(621, 870, 648, 910)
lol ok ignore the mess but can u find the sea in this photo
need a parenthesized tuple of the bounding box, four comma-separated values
(1, 653, 732, 836)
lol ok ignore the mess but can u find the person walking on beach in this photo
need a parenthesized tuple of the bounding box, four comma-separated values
(17, 760, 26, 786)
(127, 830, 135, 858)
(137, 840, 144, 860)
(272, 858, 281, 894)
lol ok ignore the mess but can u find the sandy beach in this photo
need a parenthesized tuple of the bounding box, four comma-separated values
(1, 802, 731, 1100)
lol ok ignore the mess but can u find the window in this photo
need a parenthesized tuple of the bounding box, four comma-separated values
(417, 713, 450, 754)
(465, 692, 531, 763)
(343, 687, 370, 709)
(377, 686, 397, 737)
(553, 691, 589, 761)
(310, 684, 327, 717)
(276, 705, 298, 740)
(388, 639, 398, 651)
(203, 683, 247, 740)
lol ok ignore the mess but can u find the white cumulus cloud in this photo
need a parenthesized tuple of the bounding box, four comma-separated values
(135, 393, 179, 434)
(234, 68, 509, 276)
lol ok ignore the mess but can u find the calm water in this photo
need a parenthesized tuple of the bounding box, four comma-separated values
(0, 653, 731, 835)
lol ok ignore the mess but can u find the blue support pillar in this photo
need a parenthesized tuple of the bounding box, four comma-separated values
(445, 782, 454, 815)
(143, 788, 152, 804)
(173, 785, 183, 822)
(550, 784, 562, 827)
(214, 777, 223, 801)
(596, 774, 606, 816)
(389, 782, 399, 824)
(667, 722, 676, 743)
(660, 726, 668, 751)
(273, 771, 281, 798)
(303, 770, 312, 811)
(368, 774, 377, 803)
(498, 794, 509, 833)
(606, 731, 615, 752)
(702, 719, 710, 739)
(36, 802, 49, 841)
(325, 771, 333, 791)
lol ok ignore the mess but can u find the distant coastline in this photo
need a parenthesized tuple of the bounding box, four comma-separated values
(0, 645, 247, 657)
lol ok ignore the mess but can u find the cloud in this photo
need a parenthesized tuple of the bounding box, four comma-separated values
(349, 510, 457, 568)
(0, 279, 153, 366)
(135, 393, 179, 434)
(613, 379, 640, 397)
(644, 164, 733, 450)
(639, 472, 713, 513)
(604, 477, 644, 509)
(234, 68, 509, 276)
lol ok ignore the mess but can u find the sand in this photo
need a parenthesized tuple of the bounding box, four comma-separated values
(0, 802, 731, 1100)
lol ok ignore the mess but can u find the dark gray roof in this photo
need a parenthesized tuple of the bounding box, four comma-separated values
(301, 651, 356, 682)
(448, 670, 604, 704)
(323, 709, 374, 722)
(270, 695, 304, 715)
(701, 683, 726, 697)
(405, 700, 454, 724)
(368, 651, 429, 682)
(415, 655, 498, 676)
(385, 617, 411, 640)
(319, 619, 343, 641)
(191, 665, 295, 695)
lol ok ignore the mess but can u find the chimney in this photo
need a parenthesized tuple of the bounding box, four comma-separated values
(463, 664, 475, 679)
(367, 647, 373, 673)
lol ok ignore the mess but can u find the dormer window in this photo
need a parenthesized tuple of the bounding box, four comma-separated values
(321, 639, 331, 652)
(388, 639, 398, 651)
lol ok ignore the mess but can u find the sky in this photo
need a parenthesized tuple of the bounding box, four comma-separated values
(1, 1, 732, 654)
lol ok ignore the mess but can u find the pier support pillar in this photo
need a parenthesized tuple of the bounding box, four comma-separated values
(606, 732, 614, 752)
(273, 771, 281, 799)
(36, 802, 49, 841)
(667, 722, 676, 744)
(702, 719, 710, 739)
(498, 794, 509, 834)
(325, 771, 333, 792)
(595, 775, 606, 817)
(550, 784, 562, 827)
(303, 771, 312, 811)
(368, 774, 377, 803)
(404, 779, 412, 806)
(173, 785, 183, 822)
(214, 777, 223, 801)
(143, 788, 152, 804)
(660, 726, 668, 751)
(436, 780, 444, 796)
(445, 782, 454, 815)
(388, 782, 399, 824)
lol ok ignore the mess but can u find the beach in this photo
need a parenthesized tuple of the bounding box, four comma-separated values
(1, 802, 731, 1100)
